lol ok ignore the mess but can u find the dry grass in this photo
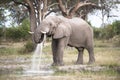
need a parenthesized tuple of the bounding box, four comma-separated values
(42, 40, 120, 80)
(95, 48, 120, 66)
(61, 47, 120, 67)
(0, 40, 120, 80)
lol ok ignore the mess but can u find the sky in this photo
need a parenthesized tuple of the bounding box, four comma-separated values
(88, 4, 120, 27)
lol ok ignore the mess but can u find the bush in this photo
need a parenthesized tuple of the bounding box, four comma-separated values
(112, 20, 120, 35)
(0, 27, 3, 43)
(19, 40, 35, 54)
(93, 27, 101, 39)
(24, 40, 35, 52)
(0, 27, 3, 38)
(6, 19, 30, 41)
(6, 27, 22, 41)
(100, 25, 114, 39)
(95, 20, 120, 40)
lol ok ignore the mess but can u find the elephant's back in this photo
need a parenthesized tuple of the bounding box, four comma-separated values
(68, 18, 93, 47)
(69, 18, 90, 28)
(69, 17, 92, 33)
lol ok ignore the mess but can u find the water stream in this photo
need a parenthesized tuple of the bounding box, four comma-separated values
(25, 35, 54, 75)
(29, 43, 43, 73)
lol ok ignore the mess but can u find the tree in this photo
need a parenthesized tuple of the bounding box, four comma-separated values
(112, 20, 120, 35)
(98, 0, 120, 27)
(0, 0, 100, 28)
(0, 7, 8, 40)
(55, 0, 101, 20)
(6, 19, 30, 41)
(0, 0, 119, 42)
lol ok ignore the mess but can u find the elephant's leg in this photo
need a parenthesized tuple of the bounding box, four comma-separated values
(87, 47, 95, 64)
(52, 39, 58, 65)
(76, 47, 84, 64)
(52, 38, 66, 66)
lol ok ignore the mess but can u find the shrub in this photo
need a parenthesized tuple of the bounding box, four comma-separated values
(0, 27, 3, 43)
(93, 27, 101, 39)
(19, 40, 35, 54)
(6, 27, 22, 41)
(24, 40, 35, 52)
(0, 27, 3, 38)
(6, 19, 30, 41)
(112, 20, 120, 35)
(101, 24, 114, 39)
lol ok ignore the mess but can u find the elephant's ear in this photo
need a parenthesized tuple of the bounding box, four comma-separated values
(53, 23, 71, 39)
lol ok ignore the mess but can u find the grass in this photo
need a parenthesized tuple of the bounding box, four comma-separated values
(43, 40, 120, 80)
(0, 40, 120, 80)
(0, 47, 20, 56)
(55, 40, 120, 80)
(94, 47, 120, 66)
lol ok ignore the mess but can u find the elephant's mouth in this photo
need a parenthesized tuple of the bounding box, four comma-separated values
(46, 33, 52, 37)
(35, 33, 45, 43)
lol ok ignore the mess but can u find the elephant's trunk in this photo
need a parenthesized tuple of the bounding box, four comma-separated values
(34, 32, 45, 43)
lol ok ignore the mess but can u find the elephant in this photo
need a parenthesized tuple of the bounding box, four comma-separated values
(33, 16, 95, 66)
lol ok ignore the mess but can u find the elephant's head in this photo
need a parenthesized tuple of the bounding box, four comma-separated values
(33, 16, 71, 43)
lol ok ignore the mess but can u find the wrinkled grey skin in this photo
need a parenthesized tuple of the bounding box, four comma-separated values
(33, 16, 95, 66)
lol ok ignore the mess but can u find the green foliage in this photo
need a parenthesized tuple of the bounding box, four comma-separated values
(18, 19, 30, 40)
(0, 0, 11, 4)
(93, 20, 120, 47)
(0, 27, 3, 43)
(6, 27, 21, 41)
(93, 27, 101, 39)
(100, 24, 114, 39)
(104, 24, 114, 39)
(0, 8, 6, 26)
(112, 20, 120, 35)
(5, 19, 30, 41)
(0, 27, 3, 38)
(94, 20, 120, 40)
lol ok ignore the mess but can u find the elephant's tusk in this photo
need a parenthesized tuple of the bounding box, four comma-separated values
(41, 31, 47, 34)
(28, 31, 34, 34)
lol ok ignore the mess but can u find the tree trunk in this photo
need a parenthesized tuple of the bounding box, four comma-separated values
(24, 0, 37, 32)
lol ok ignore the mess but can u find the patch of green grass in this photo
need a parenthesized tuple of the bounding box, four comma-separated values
(0, 47, 19, 55)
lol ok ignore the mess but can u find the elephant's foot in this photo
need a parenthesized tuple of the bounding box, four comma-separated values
(88, 59, 95, 64)
(76, 61, 83, 65)
(52, 62, 64, 66)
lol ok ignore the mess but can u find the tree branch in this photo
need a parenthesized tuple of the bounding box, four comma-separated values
(43, 0, 48, 12)
(42, 0, 48, 20)
(48, 3, 59, 9)
(56, 0, 67, 17)
(45, 9, 60, 17)
(69, 2, 101, 17)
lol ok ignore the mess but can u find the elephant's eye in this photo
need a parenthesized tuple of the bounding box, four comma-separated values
(49, 23, 52, 26)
